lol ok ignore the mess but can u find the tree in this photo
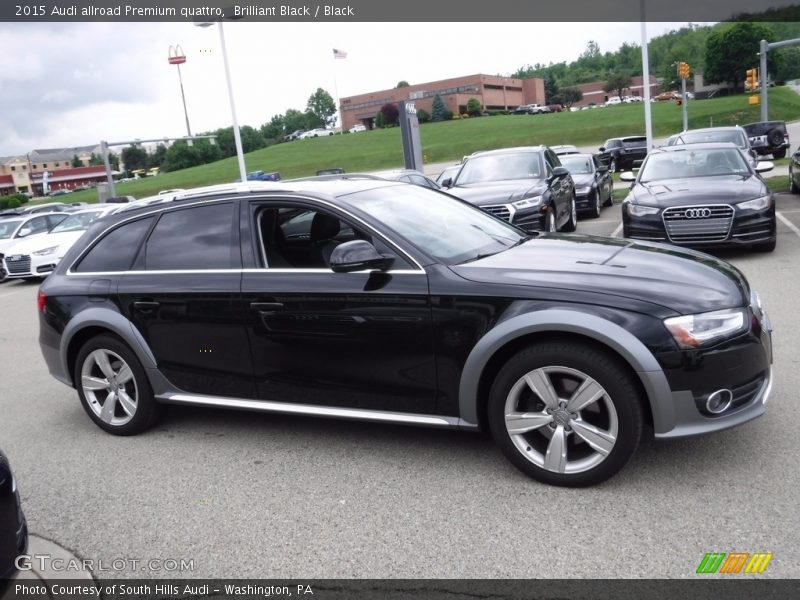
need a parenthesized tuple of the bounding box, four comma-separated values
(120, 145, 148, 172)
(261, 114, 286, 142)
(146, 144, 168, 169)
(560, 87, 583, 108)
(283, 109, 309, 134)
(380, 103, 399, 126)
(704, 22, 777, 87)
(88, 152, 103, 166)
(416, 108, 430, 123)
(466, 97, 482, 116)
(161, 142, 203, 172)
(431, 93, 447, 122)
(306, 88, 337, 128)
(603, 71, 632, 100)
(544, 75, 560, 104)
(71, 154, 82, 168)
(374, 111, 385, 129)
(396, 80, 410, 88)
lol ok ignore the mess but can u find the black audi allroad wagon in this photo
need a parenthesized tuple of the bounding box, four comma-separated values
(38, 179, 773, 486)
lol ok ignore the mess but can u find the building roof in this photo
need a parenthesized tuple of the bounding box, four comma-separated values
(28, 144, 100, 162)
(29, 165, 107, 183)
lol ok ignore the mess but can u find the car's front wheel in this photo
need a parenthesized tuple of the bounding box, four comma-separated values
(561, 196, 578, 232)
(74, 335, 161, 435)
(488, 341, 643, 486)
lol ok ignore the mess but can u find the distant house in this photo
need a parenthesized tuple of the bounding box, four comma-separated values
(0, 144, 106, 196)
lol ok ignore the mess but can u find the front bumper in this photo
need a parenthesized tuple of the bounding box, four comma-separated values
(623, 204, 776, 247)
(3, 252, 58, 280)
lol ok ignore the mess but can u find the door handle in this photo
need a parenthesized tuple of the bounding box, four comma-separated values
(250, 302, 284, 311)
(133, 301, 160, 313)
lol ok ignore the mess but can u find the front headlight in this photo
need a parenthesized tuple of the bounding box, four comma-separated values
(576, 186, 592, 194)
(664, 308, 747, 349)
(32, 245, 59, 256)
(738, 195, 772, 211)
(626, 203, 660, 217)
(512, 196, 543, 209)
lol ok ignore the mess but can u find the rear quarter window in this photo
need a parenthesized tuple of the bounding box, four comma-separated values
(74, 216, 154, 273)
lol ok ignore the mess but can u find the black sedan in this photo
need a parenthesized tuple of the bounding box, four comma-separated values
(598, 136, 647, 172)
(440, 146, 577, 233)
(559, 153, 613, 218)
(621, 143, 776, 251)
(0, 448, 27, 583)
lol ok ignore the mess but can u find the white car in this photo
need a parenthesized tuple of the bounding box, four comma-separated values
(0, 212, 69, 280)
(2, 206, 118, 281)
(348, 124, 366, 133)
(605, 97, 623, 106)
(299, 128, 335, 139)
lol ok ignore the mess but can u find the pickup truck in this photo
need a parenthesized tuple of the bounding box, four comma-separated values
(513, 103, 551, 115)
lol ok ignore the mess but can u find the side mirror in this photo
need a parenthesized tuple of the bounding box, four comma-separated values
(441, 178, 453, 188)
(619, 171, 637, 182)
(329, 240, 393, 273)
(755, 161, 774, 173)
(551, 166, 569, 179)
(17, 227, 32, 238)
(599, 147, 606, 152)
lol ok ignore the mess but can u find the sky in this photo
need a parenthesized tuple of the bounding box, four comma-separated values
(0, 21, 700, 156)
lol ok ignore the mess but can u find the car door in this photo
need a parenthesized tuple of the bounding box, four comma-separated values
(240, 198, 438, 415)
(545, 150, 571, 227)
(116, 201, 254, 399)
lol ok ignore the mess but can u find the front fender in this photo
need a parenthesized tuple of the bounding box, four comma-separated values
(457, 309, 676, 434)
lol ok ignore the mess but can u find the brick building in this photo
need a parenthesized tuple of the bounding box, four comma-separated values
(571, 75, 660, 108)
(339, 74, 545, 131)
(0, 145, 106, 196)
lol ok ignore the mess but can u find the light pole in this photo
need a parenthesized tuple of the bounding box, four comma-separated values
(168, 45, 192, 137)
(195, 20, 247, 182)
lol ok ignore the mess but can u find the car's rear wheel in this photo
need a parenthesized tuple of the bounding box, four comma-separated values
(790, 174, 799, 194)
(773, 148, 787, 160)
(488, 341, 643, 486)
(545, 210, 556, 232)
(74, 335, 161, 435)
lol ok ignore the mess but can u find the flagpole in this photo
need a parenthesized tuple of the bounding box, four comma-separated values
(332, 48, 347, 133)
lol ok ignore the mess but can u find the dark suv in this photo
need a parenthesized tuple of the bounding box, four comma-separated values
(38, 180, 773, 487)
(598, 136, 648, 172)
(743, 121, 790, 159)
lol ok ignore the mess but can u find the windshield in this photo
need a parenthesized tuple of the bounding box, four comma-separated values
(560, 156, 594, 175)
(50, 210, 105, 233)
(344, 185, 525, 264)
(457, 152, 542, 184)
(0, 219, 23, 239)
(673, 130, 745, 149)
(639, 149, 750, 182)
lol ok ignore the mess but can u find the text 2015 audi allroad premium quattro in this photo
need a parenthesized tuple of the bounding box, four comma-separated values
(38, 179, 773, 486)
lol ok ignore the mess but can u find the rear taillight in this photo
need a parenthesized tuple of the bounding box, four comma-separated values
(37, 290, 46, 312)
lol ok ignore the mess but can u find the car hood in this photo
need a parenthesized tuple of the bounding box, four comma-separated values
(628, 176, 767, 207)
(447, 179, 547, 206)
(450, 234, 750, 314)
(571, 174, 595, 187)
(2, 231, 85, 256)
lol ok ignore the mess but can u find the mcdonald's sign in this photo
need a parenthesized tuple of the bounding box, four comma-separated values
(696, 552, 773, 574)
(168, 45, 187, 65)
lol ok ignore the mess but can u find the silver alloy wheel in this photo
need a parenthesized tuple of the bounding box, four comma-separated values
(609, 159, 617, 173)
(571, 197, 577, 224)
(80, 348, 138, 426)
(546, 210, 556, 232)
(503, 366, 619, 474)
(594, 191, 601, 217)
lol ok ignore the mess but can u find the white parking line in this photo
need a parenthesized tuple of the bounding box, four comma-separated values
(777, 212, 800, 238)
(611, 223, 623, 238)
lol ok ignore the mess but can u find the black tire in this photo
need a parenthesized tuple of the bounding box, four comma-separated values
(561, 196, 578, 232)
(790, 175, 799, 194)
(603, 188, 614, 207)
(487, 341, 643, 487)
(74, 334, 161, 435)
(767, 128, 784, 148)
(772, 148, 787, 160)
(754, 238, 776, 253)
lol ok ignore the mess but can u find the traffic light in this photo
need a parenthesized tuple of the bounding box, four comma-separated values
(677, 62, 690, 80)
(745, 68, 759, 91)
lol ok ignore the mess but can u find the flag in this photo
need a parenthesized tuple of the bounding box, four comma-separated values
(333, 48, 347, 59)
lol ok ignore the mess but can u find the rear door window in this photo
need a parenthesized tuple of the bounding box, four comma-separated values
(74, 217, 154, 273)
(144, 203, 237, 271)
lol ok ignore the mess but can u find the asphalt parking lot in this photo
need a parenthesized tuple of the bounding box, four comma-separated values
(1, 194, 799, 579)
